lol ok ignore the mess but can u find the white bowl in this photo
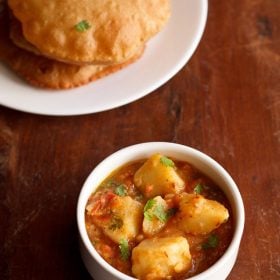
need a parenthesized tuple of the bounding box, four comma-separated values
(77, 142, 245, 280)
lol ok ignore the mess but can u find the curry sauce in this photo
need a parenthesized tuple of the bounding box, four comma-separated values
(85, 155, 233, 279)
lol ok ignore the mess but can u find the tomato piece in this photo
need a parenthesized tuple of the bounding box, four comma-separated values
(90, 191, 116, 216)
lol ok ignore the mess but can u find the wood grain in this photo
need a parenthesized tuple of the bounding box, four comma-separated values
(0, 0, 279, 279)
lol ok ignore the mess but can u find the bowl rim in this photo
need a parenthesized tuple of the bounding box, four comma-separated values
(77, 142, 245, 280)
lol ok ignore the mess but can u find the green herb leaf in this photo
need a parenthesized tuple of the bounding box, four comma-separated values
(108, 216, 123, 231)
(115, 184, 127, 197)
(202, 234, 219, 249)
(194, 183, 204, 194)
(144, 199, 156, 212)
(74, 20, 91, 32)
(144, 211, 153, 220)
(143, 199, 156, 221)
(119, 239, 130, 261)
(153, 204, 168, 222)
(144, 199, 174, 222)
(160, 156, 175, 167)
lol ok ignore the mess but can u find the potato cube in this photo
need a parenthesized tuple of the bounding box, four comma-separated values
(132, 236, 191, 280)
(134, 154, 185, 198)
(103, 196, 143, 243)
(177, 193, 229, 235)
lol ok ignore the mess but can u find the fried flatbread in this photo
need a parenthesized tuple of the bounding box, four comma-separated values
(8, 0, 170, 64)
(0, 6, 144, 89)
(9, 12, 41, 55)
(9, 14, 112, 66)
(4, 49, 143, 89)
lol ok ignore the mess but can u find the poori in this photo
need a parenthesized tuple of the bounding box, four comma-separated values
(8, 0, 170, 64)
(0, 5, 144, 89)
(9, 13, 42, 56)
(4, 45, 143, 89)
(0, 0, 170, 89)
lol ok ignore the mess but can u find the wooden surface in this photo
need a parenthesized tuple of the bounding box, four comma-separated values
(0, 0, 279, 279)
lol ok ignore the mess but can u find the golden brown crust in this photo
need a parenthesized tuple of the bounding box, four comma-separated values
(9, 11, 42, 56)
(5, 48, 143, 89)
(0, 6, 144, 89)
(8, 0, 170, 64)
(9, 13, 116, 66)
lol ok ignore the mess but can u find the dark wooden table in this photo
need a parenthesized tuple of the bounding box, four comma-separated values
(1, 0, 279, 279)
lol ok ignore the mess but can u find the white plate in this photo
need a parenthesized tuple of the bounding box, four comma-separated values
(0, 0, 208, 116)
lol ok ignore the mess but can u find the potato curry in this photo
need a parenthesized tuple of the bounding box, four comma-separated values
(85, 154, 233, 279)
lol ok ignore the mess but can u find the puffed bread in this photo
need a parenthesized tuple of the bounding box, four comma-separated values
(8, 0, 170, 64)
(0, 6, 144, 89)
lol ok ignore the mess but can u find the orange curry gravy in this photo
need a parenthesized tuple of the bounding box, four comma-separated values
(85, 159, 233, 279)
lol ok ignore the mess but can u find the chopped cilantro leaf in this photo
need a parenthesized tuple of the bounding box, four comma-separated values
(144, 199, 156, 221)
(160, 156, 175, 167)
(194, 183, 204, 194)
(144, 199, 174, 222)
(119, 239, 130, 261)
(144, 199, 156, 212)
(153, 204, 168, 222)
(202, 234, 219, 249)
(75, 20, 91, 32)
(115, 184, 127, 197)
(144, 211, 153, 221)
(108, 217, 123, 231)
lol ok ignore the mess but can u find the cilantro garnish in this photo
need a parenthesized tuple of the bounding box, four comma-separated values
(144, 199, 156, 220)
(160, 156, 175, 167)
(119, 239, 130, 261)
(153, 204, 168, 222)
(115, 184, 127, 197)
(194, 183, 204, 194)
(202, 234, 219, 249)
(144, 199, 174, 222)
(74, 20, 91, 32)
(108, 216, 123, 231)
(144, 199, 156, 212)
